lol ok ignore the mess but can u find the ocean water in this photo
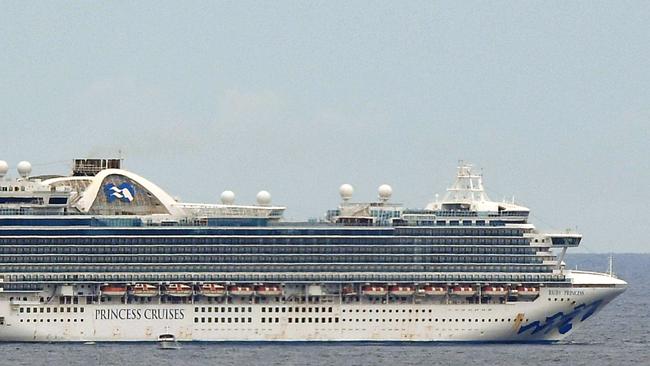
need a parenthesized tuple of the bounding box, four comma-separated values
(0, 253, 647, 366)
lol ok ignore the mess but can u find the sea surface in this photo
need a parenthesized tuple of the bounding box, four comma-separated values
(0, 253, 647, 366)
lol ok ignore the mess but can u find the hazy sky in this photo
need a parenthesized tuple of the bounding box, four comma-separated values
(1, 2, 648, 252)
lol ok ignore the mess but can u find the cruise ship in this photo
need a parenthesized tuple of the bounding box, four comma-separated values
(0, 158, 626, 342)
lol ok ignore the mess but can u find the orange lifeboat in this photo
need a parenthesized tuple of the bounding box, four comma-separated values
(131, 283, 158, 297)
(200, 284, 226, 297)
(423, 285, 447, 296)
(255, 285, 282, 297)
(165, 283, 193, 297)
(100, 284, 127, 296)
(228, 285, 254, 297)
(361, 285, 387, 296)
(389, 285, 415, 296)
(342, 286, 357, 297)
(481, 286, 509, 296)
(516, 286, 540, 297)
(451, 286, 476, 296)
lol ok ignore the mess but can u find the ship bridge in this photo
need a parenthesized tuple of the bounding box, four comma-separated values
(426, 162, 530, 216)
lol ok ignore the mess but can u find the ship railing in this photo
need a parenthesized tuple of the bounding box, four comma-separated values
(3, 271, 569, 285)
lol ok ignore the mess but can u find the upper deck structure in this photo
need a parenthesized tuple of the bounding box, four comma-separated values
(0, 159, 626, 342)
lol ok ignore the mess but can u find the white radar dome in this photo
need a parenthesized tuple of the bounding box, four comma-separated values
(17, 161, 32, 178)
(378, 184, 392, 201)
(0, 160, 8, 178)
(256, 190, 272, 206)
(339, 184, 354, 201)
(220, 190, 236, 205)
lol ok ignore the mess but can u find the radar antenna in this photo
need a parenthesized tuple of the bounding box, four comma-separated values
(443, 161, 490, 204)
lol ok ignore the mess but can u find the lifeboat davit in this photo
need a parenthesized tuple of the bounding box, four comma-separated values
(423, 285, 447, 296)
(255, 285, 282, 297)
(516, 286, 540, 296)
(342, 286, 357, 296)
(200, 284, 226, 297)
(228, 285, 254, 297)
(389, 285, 415, 296)
(482, 286, 509, 296)
(101, 284, 127, 296)
(165, 283, 193, 297)
(451, 286, 476, 296)
(131, 284, 158, 297)
(361, 285, 387, 296)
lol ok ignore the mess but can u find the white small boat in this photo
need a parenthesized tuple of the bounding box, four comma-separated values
(131, 283, 158, 297)
(255, 285, 282, 297)
(100, 284, 127, 297)
(158, 334, 181, 350)
(200, 283, 226, 297)
(164, 283, 193, 297)
(389, 285, 415, 296)
(516, 286, 540, 297)
(423, 286, 447, 296)
(482, 286, 509, 296)
(228, 285, 254, 297)
(361, 285, 387, 296)
(451, 286, 476, 296)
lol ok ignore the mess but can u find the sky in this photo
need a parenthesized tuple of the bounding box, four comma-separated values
(0, 1, 648, 252)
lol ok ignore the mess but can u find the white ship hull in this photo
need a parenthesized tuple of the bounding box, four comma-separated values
(0, 282, 625, 343)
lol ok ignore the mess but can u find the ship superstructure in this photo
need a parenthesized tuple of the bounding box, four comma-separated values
(0, 159, 626, 342)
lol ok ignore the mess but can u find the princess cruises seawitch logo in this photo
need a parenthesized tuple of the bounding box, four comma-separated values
(103, 182, 136, 203)
(517, 299, 602, 336)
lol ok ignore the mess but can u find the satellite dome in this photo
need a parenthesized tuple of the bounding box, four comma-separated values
(16, 161, 32, 178)
(220, 190, 235, 205)
(0, 160, 8, 177)
(378, 184, 392, 201)
(256, 190, 272, 206)
(339, 184, 354, 201)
